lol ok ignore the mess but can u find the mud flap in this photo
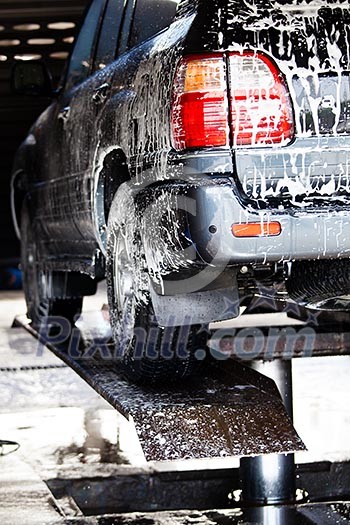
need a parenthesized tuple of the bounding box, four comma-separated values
(149, 284, 239, 326)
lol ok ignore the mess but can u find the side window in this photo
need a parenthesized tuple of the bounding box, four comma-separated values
(65, 0, 107, 91)
(128, 0, 178, 49)
(95, 0, 127, 70)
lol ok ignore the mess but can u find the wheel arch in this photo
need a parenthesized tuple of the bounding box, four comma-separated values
(94, 147, 131, 253)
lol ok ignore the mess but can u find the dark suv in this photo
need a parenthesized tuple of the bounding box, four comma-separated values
(11, 0, 350, 382)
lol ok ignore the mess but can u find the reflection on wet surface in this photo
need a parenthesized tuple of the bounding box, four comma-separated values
(1, 407, 145, 476)
(53, 409, 130, 466)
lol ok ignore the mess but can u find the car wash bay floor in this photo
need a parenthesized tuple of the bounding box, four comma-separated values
(0, 287, 350, 524)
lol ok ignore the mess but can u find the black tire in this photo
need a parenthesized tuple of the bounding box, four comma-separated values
(106, 196, 207, 384)
(286, 258, 350, 309)
(21, 203, 82, 326)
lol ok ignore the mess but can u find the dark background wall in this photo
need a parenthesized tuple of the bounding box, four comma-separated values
(0, 0, 88, 264)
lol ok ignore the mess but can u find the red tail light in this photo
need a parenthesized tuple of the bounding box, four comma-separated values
(171, 52, 294, 151)
(171, 54, 229, 150)
(228, 51, 294, 146)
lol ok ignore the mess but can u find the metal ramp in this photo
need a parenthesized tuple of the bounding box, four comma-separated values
(13, 314, 305, 462)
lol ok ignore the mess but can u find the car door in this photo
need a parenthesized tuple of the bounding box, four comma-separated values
(38, 0, 108, 259)
(51, 0, 128, 257)
(40, 0, 178, 259)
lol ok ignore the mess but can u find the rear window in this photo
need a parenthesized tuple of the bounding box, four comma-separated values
(129, 0, 178, 49)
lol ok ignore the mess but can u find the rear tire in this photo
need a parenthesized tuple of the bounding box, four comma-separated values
(21, 203, 82, 326)
(287, 259, 350, 309)
(106, 192, 207, 384)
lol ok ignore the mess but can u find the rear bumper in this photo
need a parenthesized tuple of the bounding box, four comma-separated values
(192, 181, 350, 265)
(134, 173, 350, 272)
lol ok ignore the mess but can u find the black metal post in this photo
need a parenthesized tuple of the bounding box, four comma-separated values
(240, 359, 296, 508)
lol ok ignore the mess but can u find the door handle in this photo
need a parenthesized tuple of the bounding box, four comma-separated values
(58, 106, 71, 123)
(92, 83, 111, 104)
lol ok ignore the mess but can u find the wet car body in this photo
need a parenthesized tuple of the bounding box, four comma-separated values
(12, 0, 350, 381)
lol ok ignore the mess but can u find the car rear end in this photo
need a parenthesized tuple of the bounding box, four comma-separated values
(141, 0, 350, 318)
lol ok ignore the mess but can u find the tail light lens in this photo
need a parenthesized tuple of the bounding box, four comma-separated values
(171, 52, 294, 151)
(229, 52, 294, 146)
(171, 54, 229, 150)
